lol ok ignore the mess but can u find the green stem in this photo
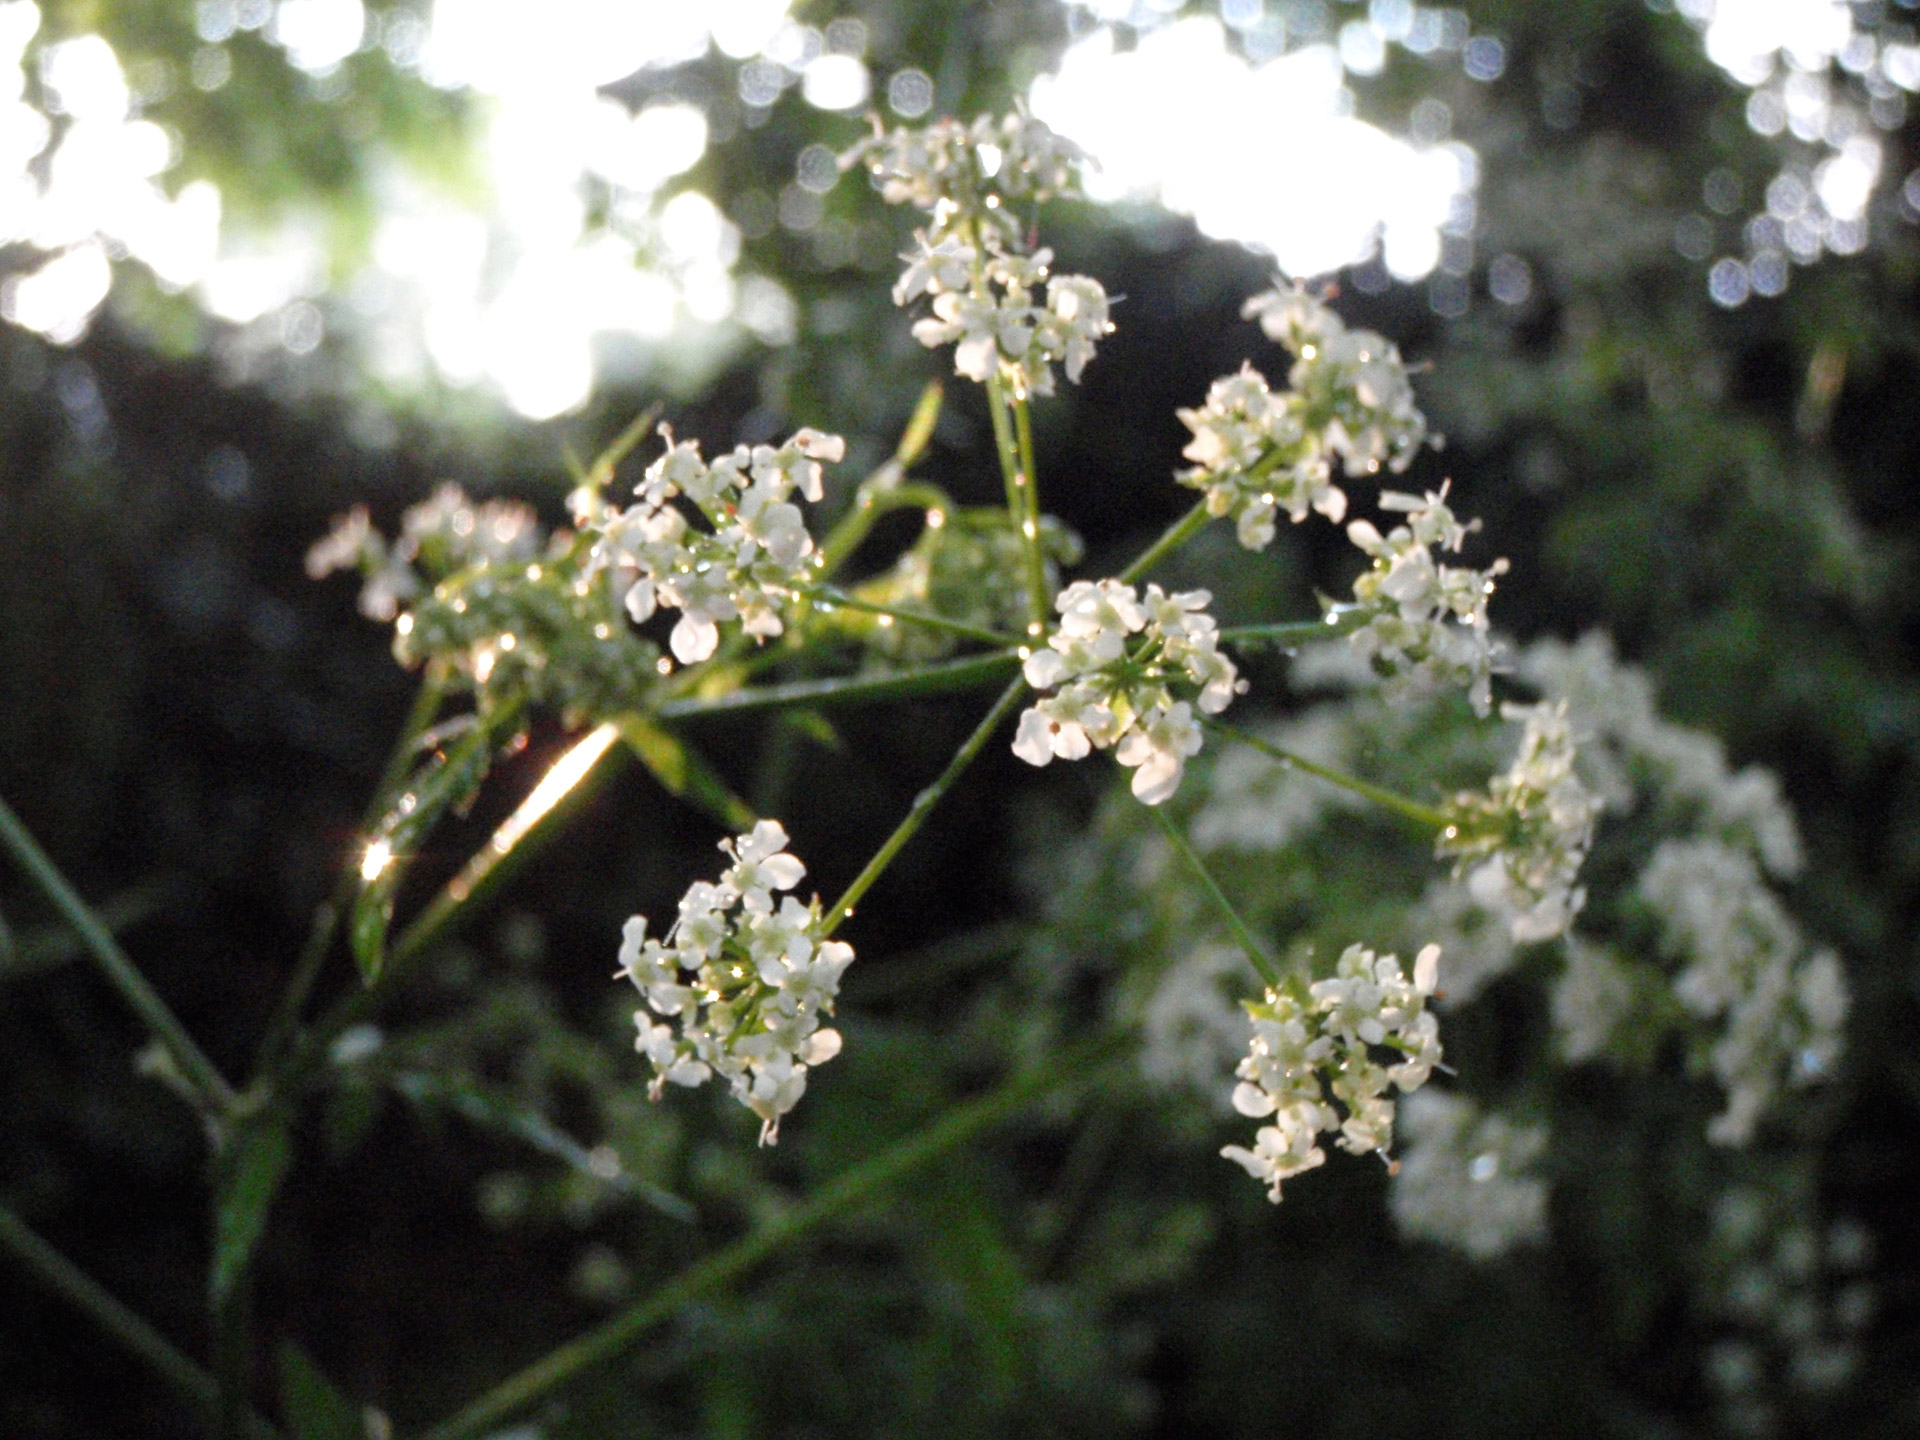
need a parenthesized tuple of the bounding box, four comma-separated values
(809, 586, 1018, 648)
(1146, 806, 1281, 989)
(984, 376, 1047, 637)
(1118, 500, 1211, 585)
(253, 670, 448, 1077)
(0, 1203, 278, 1436)
(412, 1033, 1125, 1440)
(658, 652, 1019, 722)
(0, 878, 176, 983)
(817, 381, 945, 576)
(823, 677, 1027, 936)
(1218, 607, 1365, 652)
(213, 1267, 254, 1440)
(1205, 720, 1451, 830)
(1012, 392, 1050, 632)
(0, 796, 235, 1115)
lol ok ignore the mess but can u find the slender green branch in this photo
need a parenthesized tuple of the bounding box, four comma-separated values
(1011, 392, 1051, 632)
(818, 380, 945, 575)
(658, 652, 1019, 722)
(1218, 606, 1366, 652)
(213, 1269, 255, 1440)
(1147, 806, 1281, 989)
(1205, 720, 1451, 830)
(0, 1203, 277, 1438)
(809, 586, 1019, 648)
(413, 1032, 1126, 1440)
(1118, 500, 1211, 585)
(0, 796, 235, 1115)
(824, 677, 1027, 936)
(0, 878, 177, 983)
(984, 375, 1047, 637)
(253, 669, 449, 1076)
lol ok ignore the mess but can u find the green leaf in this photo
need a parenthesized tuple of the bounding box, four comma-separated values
(278, 1339, 362, 1440)
(617, 716, 756, 831)
(210, 1121, 293, 1307)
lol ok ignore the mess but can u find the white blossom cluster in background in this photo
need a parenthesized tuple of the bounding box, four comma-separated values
(1012, 580, 1244, 804)
(584, 425, 844, 664)
(1177, 287, 1430, 551)
(620, 821, 852, 1145)
(1388, 1089, 1549, 1259)
(1638, 838, 1848, 1146)
(1704, 1184, 1876, 1435)
(306, 484, 542, 622)
(1222, 942, 1442, 1203)
(855, 114, 1114, 397)
(1438, 700, 1602, 945)
(1345, 486, 1508, 716)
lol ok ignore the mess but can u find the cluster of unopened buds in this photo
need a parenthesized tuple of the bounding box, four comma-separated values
(584, 425, 845, 664)
(1012, 580, 1244, 804)
(1344, 485, 1508, 716)
(619, 821, 853, 1145)
(1222, 942, 1444, 1203)
(1176, 288, 1428, 551)
(1439, 700, 1602, 943)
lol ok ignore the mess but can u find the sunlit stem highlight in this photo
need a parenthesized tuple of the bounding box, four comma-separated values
(985, 374, 1049, 636)
(808, 586, 1019, 647)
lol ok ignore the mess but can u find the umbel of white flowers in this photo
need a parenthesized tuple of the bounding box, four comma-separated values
(619, 821, 852, 1145)
(857, 113, 1114, 398)
(585, 425, 845, 665)
(1223, 942, 1443, 1203)
(1345, 485, 1508, 717)
(1011, 580, 1244, 804)
(1438, 699, 1602, 943)
(1177, 287, 1430, 551)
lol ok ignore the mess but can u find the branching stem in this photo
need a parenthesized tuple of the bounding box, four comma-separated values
(1206, 720, 1451, 830)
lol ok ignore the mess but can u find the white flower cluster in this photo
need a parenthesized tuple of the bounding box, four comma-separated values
(857, 111, 1085, 211)
(618, 821, 853, 1145)
(1243, 285, 1430, 477)
(1175, 289, 1431, 553)
(1439, 700, 1602, 944)
(861, 115, 1111, 396)
(587, 425, 844, 665)
(1175, 365, 1349, 550)
(1705, 1187, 1876, 1434)
(1221, 942, 1442, 1203)
(1637, 838, 1848, 1146)
(1345, 486, 1508, 716)
(1012, 580, 1243, 805)
(306, 484, 542, 622)
(1388, 1090, 1550, 1260)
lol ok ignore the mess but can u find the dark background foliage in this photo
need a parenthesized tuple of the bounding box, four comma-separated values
(2, 1, 1916, 1436)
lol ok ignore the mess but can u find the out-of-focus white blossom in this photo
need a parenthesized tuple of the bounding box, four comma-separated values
(619, 820, 852, 1144)
(1389, 1090, 1549, 1259)
(1439, 700, 1601, 944)
(1638, 838, 1847, 1146)
(586, 424, 843, 664)
(1012, 579, 1243, 804)
(1222, 942, 1442, 1202)
(306, 485, 540, 623)
(1550, 935, 1638, 1063)
(1345, 486, 1508, 716)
